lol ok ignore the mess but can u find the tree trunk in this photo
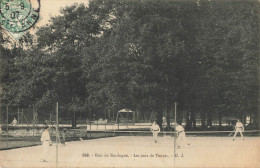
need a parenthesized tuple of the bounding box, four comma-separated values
(72, 110, 76, 128)
(177, 105, 183, 126)
(218, 111, 222, 128)
(108, 109, 110, 121)
(191, 111, 196, 129)
(240, 112, 244, 124)
(166, 105, 171, 130)
(201, 111, 206, 128)
(207, 109, 212, 127)
(185, 110, 191, 130)
(156, 103, 163, 128)
(0, 106, 4, 124)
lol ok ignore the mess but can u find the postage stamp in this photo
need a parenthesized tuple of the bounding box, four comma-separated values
(0, 0, 40, 38)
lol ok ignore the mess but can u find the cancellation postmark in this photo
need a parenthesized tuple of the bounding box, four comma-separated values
(0, 0, 40, 34)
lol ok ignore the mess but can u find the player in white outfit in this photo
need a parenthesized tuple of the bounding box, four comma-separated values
(41, 126, 51, 162)
(233, 120, 245, 141)
(150, 121, 160, 143)
(10, 118, 17, 126)
(175, 123, 190, 148)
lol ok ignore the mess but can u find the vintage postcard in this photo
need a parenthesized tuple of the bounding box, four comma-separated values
(0, 0, 259, 168)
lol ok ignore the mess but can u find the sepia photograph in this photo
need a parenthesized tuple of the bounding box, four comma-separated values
(0, 0, 259, 167)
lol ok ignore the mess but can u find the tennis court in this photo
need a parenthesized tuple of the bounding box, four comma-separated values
(0, 132, 259, 168)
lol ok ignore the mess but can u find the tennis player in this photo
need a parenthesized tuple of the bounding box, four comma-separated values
(233, 119, 245, 141)
(175, 123, 190, 148)
(150, 121, 160, 143)
(41, 126, 51, 162)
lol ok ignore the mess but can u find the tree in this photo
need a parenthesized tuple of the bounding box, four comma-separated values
(1, 0, 258, 129)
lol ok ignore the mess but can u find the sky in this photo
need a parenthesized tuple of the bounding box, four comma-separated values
(0, 0, 89, 42)
(36, 0, 89, 27)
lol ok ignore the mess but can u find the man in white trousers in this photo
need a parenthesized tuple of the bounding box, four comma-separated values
(41, 126, 51, 162)
(150, 121, 160, 143)
(233, 119, 245, 141)
(175, 123, 190, 148)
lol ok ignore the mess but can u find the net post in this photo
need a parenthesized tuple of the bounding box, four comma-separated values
(7, 105, 9, 149)
(175, 102, 177, 125)
(174, 102, 177, 167)
(56, 102, 59, 168)
(32, 105, 35, 145)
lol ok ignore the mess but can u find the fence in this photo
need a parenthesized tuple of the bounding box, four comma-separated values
(1, 105, 255, 150)
(0, 104, 155, 150)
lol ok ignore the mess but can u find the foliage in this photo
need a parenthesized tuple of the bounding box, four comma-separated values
(0, 0, 259, 128)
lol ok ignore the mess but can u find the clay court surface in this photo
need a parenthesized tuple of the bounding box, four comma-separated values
(0, 136, 259, 168)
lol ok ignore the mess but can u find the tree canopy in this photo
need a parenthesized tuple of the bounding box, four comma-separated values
(1, 0, 259, 128)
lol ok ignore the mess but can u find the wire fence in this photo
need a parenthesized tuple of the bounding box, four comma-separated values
(1, 122, 260, 150)
(0, 105, 258, 150)
(0, 123, 155, 150)
(0, 106, 158, 151)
